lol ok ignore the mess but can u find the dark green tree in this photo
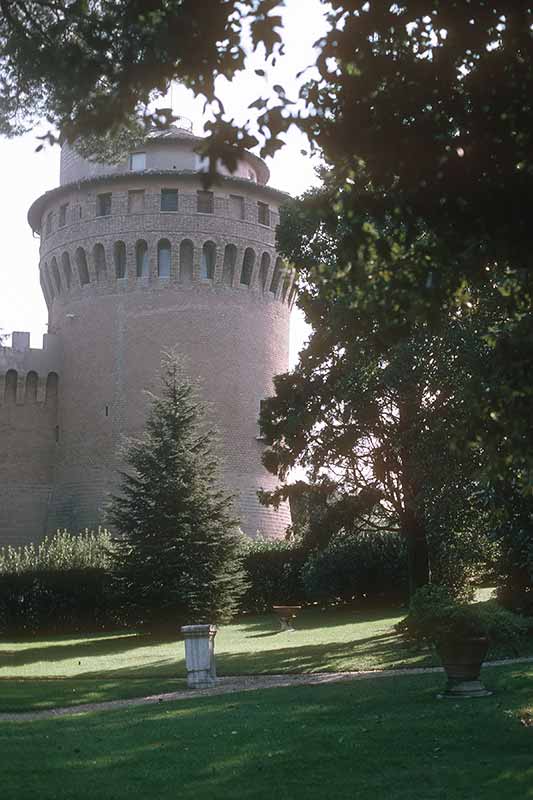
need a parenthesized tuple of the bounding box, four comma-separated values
(0, 0, 284, 168)
(291, 3, 533, 489)
(261, 188, 496, 597)
(109, 352, 247, 631)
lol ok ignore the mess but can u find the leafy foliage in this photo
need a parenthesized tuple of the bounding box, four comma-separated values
(0, 0, 283, 146)
(295, 4, 533, 488)
(0, 529, 116, 634)
(109, 352, 247, 631)
(301, 531, 408, 605)
(489, 483, 533, 615)
(239, 537, 305, 613)
(263, 187, 498, 597)
(238, 531, 410, 611)
(403, 585, 528, 647)
(0, 528, 113, 573)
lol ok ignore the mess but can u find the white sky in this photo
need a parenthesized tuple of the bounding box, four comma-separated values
(0, 0, 328, 366)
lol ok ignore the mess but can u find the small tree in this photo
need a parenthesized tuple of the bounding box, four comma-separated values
(109, 352, 247, 632)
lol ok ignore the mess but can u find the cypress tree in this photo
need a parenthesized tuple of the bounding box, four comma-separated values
(109, 352, 247, 632)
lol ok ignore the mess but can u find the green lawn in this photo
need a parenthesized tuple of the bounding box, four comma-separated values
(1, 607, 422, 678)
(1, 664, 532, 800)
(1, 605, 531, 711)
(0, 678, 187, 712)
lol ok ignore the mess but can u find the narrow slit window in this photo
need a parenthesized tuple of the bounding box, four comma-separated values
(114, 241, 127, 278)
(259, 253, 270, 291)
(179, 240, 194, 283)
(25, 371, 38, 403)
(222, 244, 237, 286)
(76, 248, 90, 285)
(51, 257, 62, 293)
(45, 372, 59, 405)
(240, 248, 255, 286)
(93, 243, 107, 282)
(157, 239, 171, 278)
(4, 370, 17, 404)
(136, 240, 149, 278)
(59, 203, 68, 227)
(201, 242, 216, 280)
(62, 252, 72, 289)
(270, 258, 283, 295)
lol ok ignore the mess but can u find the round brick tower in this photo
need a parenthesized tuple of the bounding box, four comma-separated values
(27, 121, 293, 538)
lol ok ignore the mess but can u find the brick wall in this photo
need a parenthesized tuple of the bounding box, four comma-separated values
(2, 136, 293, 546)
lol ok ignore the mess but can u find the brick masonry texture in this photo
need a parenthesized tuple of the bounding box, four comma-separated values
(0, 128, 293, 545)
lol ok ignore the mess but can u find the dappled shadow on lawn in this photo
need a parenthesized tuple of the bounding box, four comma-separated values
(0, 633, 177, 671)
(237, 605, 406, 635)
(0, 677, 187, 713)
(86, 631, 432, 680)
(216, 632, 432, 676)
(0, 606, 422, 678)
(2, 667, 533, 800)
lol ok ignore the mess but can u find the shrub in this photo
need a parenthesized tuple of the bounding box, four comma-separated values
(301, 531, 408, 605)
(240, 538, 306, 613)
(0, 529, 116, 635)
(428, 527, 500, 601)
(402, 585, 527, 647)
(109, 353, 247, 632)
(497, 525, 533, 614)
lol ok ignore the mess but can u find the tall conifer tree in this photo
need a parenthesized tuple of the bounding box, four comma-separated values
(109, 352, 246, 631)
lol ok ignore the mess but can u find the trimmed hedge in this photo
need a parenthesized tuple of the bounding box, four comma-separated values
(1, 528, 410, 633)
(240, 531, 408, 612)
(301, 532, 408, 605)
(239, 538, 306, 613)
(0, 529, 117, 635)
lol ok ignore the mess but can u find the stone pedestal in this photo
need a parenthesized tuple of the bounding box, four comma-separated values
(181, 624, 217, 688)
(272, 605, 301, 632)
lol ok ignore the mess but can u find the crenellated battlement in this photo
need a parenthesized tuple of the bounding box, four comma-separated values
(0, 332, 61, 405)
(1, 120, 292, 547)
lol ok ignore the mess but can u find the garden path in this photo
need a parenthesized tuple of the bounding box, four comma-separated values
(2, 655, 533, 723)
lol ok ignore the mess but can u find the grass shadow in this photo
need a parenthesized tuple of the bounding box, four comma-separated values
(0, 632, 177, 671)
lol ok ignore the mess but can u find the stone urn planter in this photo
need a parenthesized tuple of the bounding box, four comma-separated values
(272, 605, 301, 631)
(402, 585, 527, 700)
(181, 624, 217, 689)
(437, 637, 492, 698)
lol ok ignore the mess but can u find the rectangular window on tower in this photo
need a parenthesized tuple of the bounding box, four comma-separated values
(230, 195, 245, 220)
(258, 202, 270, 226)
(96, 193, 112, 217)
(256, 399, 269, 442)
(128, 190, 145, 214)
(161, 189, 179, 212)
(197, 191, 214, 214)
(59, 203, 68, 227)
(130, 152, 146, 171)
